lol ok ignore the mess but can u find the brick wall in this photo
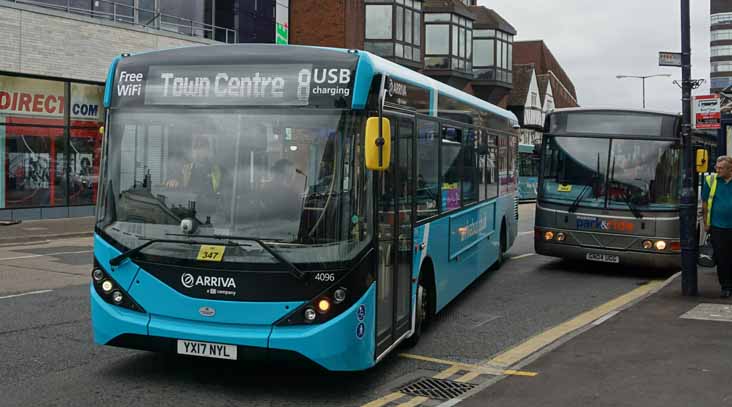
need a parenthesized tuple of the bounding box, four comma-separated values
(291, 0, 346, 48)
(290, 0, 364, 49)
(0, 3, 216, 83)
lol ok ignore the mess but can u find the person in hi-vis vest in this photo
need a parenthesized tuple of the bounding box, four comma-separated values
(702, 156, 732, 298)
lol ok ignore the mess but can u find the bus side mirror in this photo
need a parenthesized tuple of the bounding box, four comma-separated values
(365, 117, 391, 171)
(696, 149, 709, 173)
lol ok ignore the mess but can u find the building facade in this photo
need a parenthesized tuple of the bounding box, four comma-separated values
(508, 64, 542, 145)
(508, 41, 577, 145)
(289, 0, 516, 107)
(711, 0, 732, 93)
(0, 0, 281, 220)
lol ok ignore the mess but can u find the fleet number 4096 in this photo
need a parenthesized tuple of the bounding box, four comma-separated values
(314, 273, 335, 282)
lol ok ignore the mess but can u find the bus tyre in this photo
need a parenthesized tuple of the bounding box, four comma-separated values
(404, 279, 429, 348)
(493, 224, 507, 269)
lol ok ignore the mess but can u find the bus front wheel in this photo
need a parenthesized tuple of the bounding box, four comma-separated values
(404, 275, 430, 347)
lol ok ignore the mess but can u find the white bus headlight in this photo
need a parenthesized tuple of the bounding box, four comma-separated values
(304, 307, 317, 322)
(655, 240, 667, 251)
(333, 288, 347, 304)
(101, 280, 114, 293)
(112, 291, 124, 304)
(642, 240, 653, 249)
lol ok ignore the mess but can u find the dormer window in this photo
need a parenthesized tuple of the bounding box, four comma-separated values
(473, 29, 513, 83)
(365, 0, 423, 64)
(424, 12, 473, 72)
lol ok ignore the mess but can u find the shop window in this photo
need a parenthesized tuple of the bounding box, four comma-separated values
(2, 121, 66, 208)
(0, 74, 104, 210)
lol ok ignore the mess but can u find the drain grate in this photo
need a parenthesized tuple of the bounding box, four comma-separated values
(399, 377, 477, 400)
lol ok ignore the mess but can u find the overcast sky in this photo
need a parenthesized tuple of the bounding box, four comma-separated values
(479, 0, 711, 113)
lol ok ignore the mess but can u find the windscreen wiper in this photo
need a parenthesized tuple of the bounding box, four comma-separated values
(620, 192, 644, 219)
(109, 238, 193, 266)
(165, 233, 305, 280)
(608, 156, 643, 219)
(568, 185, 590, 213)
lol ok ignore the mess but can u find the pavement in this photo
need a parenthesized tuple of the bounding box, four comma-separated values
(0, 216, 94, 244)
(459, 267, 732, 407)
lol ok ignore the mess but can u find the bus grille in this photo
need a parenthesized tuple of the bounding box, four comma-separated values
(514, 196, 519, 220)
(572, 232, 637, 250)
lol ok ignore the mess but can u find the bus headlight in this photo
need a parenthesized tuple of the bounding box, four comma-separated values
(275, 252, 376, 327)
(304, 307, 317, 322)
(642, 240, 653, 249)
(544, 231, 555, 241)
(91, 259, 145, 313)
(317, 298, 331, 313)
(333, 288, 347, 304)
(556, 232, 566, 242)
(655, 240, 667, 251)
(101, 280, 114, 293)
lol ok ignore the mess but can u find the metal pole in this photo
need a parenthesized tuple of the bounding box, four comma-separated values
(680, 0, 698, 296)
(642, 77, 646, 109)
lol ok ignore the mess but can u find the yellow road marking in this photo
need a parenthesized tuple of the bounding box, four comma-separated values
(434, 365, 461, 379)
(398, 353, 536, 376)
(486, 280, 664, 367)
(396, 396, 429, 407)
(455, 370, 481, 383)
(360, 366, 461, 407)
(361, 392, 404, 407)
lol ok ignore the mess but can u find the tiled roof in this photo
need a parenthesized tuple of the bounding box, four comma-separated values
(513, 40, 577, 102)
(509, 64, 535, 106)
(469, 6, 517, 35)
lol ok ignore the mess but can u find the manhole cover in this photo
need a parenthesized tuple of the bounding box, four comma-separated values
(399, 377, 476, 400)
(680, 303, 732, 322)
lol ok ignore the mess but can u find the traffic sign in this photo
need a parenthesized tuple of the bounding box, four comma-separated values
(659, 52, 682, 67)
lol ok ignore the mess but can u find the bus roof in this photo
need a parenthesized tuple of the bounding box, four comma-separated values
(354, 50, 518, 123)
(550, 107, 680, 118)
(104, 44, 518, 125)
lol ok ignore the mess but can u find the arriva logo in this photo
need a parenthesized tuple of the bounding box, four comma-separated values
(182, 273, 195, 288)
(181, 273, 236, 289)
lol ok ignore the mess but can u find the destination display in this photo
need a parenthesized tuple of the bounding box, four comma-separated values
(113, 64, 355, 108)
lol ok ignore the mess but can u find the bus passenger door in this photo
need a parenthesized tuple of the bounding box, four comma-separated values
(376, 117, 415, 358)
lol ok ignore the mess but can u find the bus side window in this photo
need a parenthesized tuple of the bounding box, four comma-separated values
(485, 133, 498, 200)
(462, 127, 479, 206)
(416, 119, 439, 221)
(440, 126, 462, 212)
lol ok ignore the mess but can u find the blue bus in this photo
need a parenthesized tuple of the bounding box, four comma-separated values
(91, 44, 519, 371)
(518, 143, 539, 201)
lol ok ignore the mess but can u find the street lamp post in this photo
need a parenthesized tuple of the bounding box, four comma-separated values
(616, 74, 672, 108)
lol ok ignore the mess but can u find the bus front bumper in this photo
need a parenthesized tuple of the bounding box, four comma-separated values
(535, 241, 681, 270)
(91, 284, 377, 371)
